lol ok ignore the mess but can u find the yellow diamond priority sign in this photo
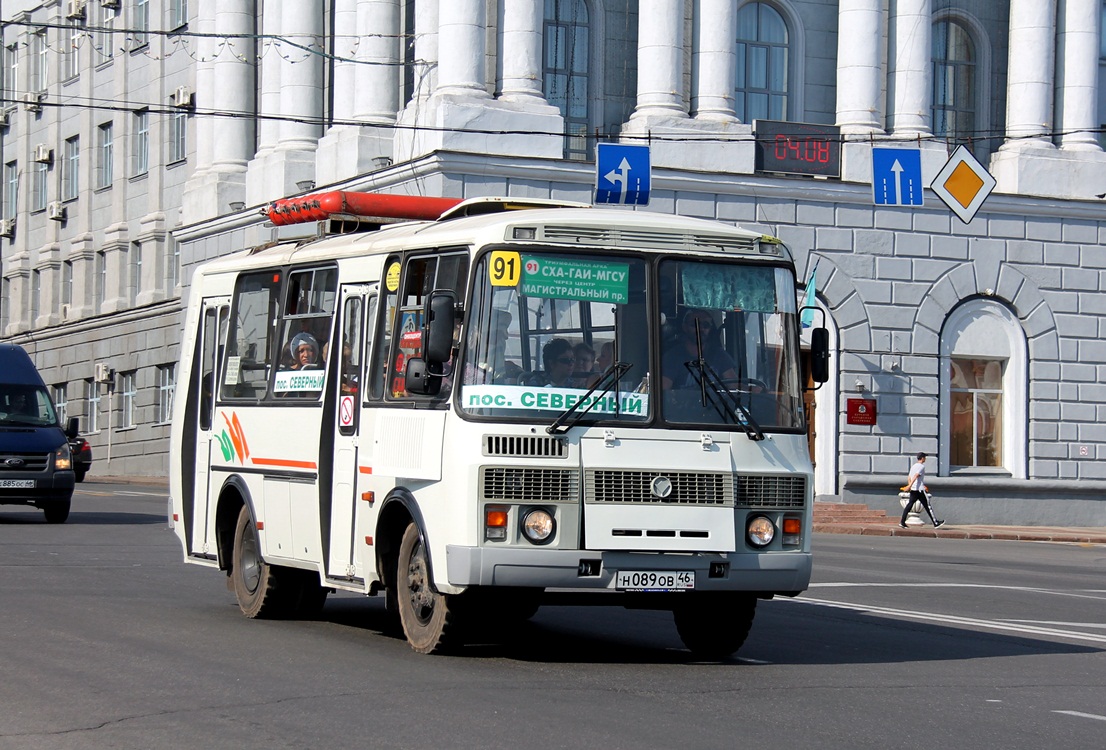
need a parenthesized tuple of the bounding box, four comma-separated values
(931, 145, 996, 224)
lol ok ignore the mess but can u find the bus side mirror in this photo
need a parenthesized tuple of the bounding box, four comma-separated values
(405, 357, 442, 396)
(810, 327, 830, 383)
(423, 289, 457, 367)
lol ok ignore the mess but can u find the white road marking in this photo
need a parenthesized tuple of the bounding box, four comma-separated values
(785, 596, 1106, 645)
(1001, 620, 1106, 629)
(810, 581, 1106, 602)
(1052, 711, 1106, 722)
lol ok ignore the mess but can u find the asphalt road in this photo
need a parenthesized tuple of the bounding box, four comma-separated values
(1, 482, 1103, 750)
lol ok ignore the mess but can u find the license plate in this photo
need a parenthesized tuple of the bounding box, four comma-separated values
(0, 479, 35, 489)
(615, 570, 695, 591)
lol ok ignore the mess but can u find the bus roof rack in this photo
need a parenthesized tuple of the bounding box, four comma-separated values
(261, 192, 591, 228)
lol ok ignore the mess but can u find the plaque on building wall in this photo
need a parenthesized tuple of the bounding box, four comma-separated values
(846, 398, 877, 426)
(753, 120, 842, 178)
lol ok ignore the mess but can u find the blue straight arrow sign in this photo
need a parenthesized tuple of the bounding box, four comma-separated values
(871, 147, 924, 207)
(595, 144, 650, 205)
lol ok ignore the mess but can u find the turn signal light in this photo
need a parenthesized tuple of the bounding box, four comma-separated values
(485, 506, 509, 541)
(782, 518, 801, 535)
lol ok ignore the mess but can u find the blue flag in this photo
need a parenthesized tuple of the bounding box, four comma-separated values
(800, 263, 817, 328)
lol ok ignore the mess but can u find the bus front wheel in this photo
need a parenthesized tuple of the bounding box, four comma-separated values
(673, 594, 757, 660)
(231, 505, 301, 619)
(396, 522, 458, 654)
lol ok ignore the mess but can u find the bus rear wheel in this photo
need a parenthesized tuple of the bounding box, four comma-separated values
(673, 594, 757, 660)
(231, 504, 304, 619)
(396, 522, 458, 654)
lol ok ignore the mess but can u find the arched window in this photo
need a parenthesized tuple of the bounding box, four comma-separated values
(735, 2, 789, 122)
(939, 300, 1027, 477)
(932, 19, 977, 146)
(543, 0, 591, 160)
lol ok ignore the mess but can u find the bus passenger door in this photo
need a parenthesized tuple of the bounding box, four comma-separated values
(328, 284, 374, 579)
(194, 297, 229, 558)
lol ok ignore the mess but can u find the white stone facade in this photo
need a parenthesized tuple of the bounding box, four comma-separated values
(3, 1, 1106, 524)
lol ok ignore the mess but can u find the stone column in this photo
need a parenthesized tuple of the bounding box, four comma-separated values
(692, 0, 738, 121)
(278, 3, 324, 151)
(437, 0, 490, 97)
(888, 0, 931, 136)
(357, 0, 401, 121)
(835, 0, 884, 134)
(1057, 0, 1102, 150)
(630, 0, 687, 119)
(1003, 0, 1056, 147)
(410, 0, 439, 102)
(499, 0, 545, 103)
(192, 0, 215, 176)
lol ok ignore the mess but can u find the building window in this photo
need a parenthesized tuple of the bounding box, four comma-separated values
(735, 2, 790, 122)
(62, 260, 73, 308)
(543, 0, 591, 160)
(32, 161, 48, 212)
(939, 300, 1027, 477)
(32, 30, 47, 92)
(119, 371, 137, 429)
(401, 0, 416, 105)
(2, 43, 17, 101)
(64, 20, 81, 81)
(169, 110, 187, 163)
(2, 161, 16, 220)
(166, 238, 180, 290)
(63, 136, 80, 201)
(157, 364, 175, 423)
(95, 250, 106, 308)
(31, 270, 40, 322)
(97, 123, 114, 189)
(53, 384, 68, 423)
(129, 241, 142, 304)
(132, 110, 149, 176)
(92, 2, 116, 61)
(86, 379, 101, 433)
(932, 19, 977, 146)
(169, 0, 188, 30)
(133, 0, 151, 49)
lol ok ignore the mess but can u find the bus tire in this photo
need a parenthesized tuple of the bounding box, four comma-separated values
(231, 504, 297, 619)
(673, 594, 757, 660)
(396, 522, 458, 654)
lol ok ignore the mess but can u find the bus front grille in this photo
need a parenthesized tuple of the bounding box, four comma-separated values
(735, 474, 807, 508)
(483, 435, 568, 459)
(585, 470, 733, 506)
(480, 467, 579, 502)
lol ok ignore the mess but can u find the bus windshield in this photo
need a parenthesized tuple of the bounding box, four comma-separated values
(658, 259, 805, 431)
(459, 251, 651, 425)
(458, 250, 805, 432)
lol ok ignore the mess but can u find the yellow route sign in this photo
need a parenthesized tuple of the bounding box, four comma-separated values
(930, 145, 996, 224)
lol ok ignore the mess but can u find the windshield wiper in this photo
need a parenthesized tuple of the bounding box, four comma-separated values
(684, 359, 765, 441)
(546, 361, 633, 435)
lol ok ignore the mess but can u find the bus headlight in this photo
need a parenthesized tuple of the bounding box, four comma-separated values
(746, 516, 775, 547)
(521, 508, 555, 544)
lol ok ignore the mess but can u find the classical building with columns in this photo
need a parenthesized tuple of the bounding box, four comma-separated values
(3, 0, 1106, 525)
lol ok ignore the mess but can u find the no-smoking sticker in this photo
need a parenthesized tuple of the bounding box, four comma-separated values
(339, 395, 355, 427)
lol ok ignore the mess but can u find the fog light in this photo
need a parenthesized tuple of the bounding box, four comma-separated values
(747, 516, 775, 547)
(521, 508, 555, 544)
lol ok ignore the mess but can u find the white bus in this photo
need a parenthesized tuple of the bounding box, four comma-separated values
(169, 193, 829, 657)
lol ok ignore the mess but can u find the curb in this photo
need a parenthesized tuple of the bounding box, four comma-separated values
(814, 523, 1106, 545)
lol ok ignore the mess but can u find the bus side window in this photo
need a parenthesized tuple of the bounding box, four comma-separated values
(273, 266, 338, 397)
(369, 258, 400, 400)
(221, 272, 281, 401)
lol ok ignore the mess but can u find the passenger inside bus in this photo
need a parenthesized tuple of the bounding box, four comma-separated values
(287, 332, 322, 370)
(524, 338, 576, 387)
(661, 309, 737, 389)
(572, 341, 596, 386)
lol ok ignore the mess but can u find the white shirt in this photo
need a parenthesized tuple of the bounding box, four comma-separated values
(909, 461, 926, 492)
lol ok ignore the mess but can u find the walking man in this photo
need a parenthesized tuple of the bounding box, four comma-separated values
(900, 452, 944, 528)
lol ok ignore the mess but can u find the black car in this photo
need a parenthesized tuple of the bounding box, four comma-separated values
(69, 435, 92, 482)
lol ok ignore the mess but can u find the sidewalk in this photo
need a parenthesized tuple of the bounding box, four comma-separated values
(814, 502, 1106, 544)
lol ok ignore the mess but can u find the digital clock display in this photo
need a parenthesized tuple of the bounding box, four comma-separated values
(754, 120, 841, 178)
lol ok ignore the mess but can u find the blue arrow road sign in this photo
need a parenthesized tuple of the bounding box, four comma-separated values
(872, 147, 923, 206)
(596, 144, 650, 205)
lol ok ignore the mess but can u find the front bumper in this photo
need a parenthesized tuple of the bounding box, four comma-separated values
(0, 472, 75, 506)
(446, 545, 812, 594)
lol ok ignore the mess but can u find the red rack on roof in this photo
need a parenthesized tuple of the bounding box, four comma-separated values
(262, 191, 463, 226)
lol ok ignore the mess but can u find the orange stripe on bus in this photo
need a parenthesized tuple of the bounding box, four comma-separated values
(358, 466, 373, 474)
(251, 457, 318, 470)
